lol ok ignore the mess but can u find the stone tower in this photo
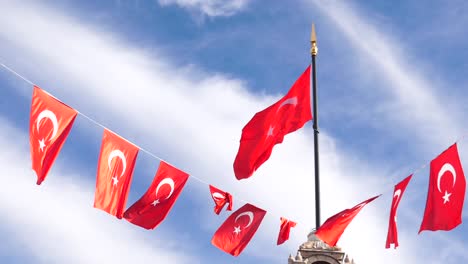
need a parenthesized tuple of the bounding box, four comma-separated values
(288, 231, 355, 264)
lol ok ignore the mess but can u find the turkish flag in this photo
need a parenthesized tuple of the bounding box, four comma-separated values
(94, 129, 139, 219)
(124, 161, 189, 229)
(315, 195, 380, 247)
(233, 66, 312, 180)
(386, 175, 412, 249)
(211, 203, 266, 256)
(419, 143, 466, 233)
(29, 86, 77, 185)
(277, 217, 296, 245)
(209, 185, 233, 215)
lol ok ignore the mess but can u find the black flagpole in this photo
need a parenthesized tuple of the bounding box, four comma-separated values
(311, 24, 321, 229)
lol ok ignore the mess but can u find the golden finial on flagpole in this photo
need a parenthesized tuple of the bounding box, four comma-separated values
(310, 23, 318, 56)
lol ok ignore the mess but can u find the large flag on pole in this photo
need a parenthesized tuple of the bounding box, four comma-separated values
(29, 86, 77, 185)
(233, 66, 312, 180)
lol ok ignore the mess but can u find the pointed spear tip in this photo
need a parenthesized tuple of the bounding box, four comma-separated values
(311, 23, 317, 43)
(310, 23, 318, 56)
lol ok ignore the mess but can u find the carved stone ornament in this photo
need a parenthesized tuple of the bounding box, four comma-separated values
(287, 230, 355, 264)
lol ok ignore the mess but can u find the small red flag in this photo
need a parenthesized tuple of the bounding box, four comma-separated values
(124, 161, 189, 229)
(233, 66, 312, 180)
(209, 185, 233, 215)
(29, 86, 77, 185)
(386, 175, 412, 249)
(277, 217, 296, 245)
(94, 129, 139, 219)
(419, 143, 466, 233)
(211, 203, 266, 256)
(315, 195, 380, 247)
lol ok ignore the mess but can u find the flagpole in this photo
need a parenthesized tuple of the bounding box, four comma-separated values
(310, 24, 321, 229)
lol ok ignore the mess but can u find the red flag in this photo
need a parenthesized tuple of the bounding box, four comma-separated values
(94, 129, 139, 219)
(315, 195, 380, 247)
(211, 203, 266, 256)
(386, 175, 412, 249)
(419, 143, 466, 233)
(124, 161, 189, 229)
(233, 66, 312, 180)
(209, 185, 233, 215)
(29, 86, 77, 185)
(277, 217, 296, 245)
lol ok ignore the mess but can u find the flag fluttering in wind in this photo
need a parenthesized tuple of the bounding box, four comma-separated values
(11, 60, 468, 255)
(94, 129, 139, 219)
(233, 66, 312, 180)
(209, 184, 233, 215)
(386, 175, 412, 249)
(124, 161, 189, 229)
(315, 195, 380, 247)
(29, 85, 77, 185)
(211, 203, 266, 256)
(419, 143, 466, 233)
(277, 217, 296, 245)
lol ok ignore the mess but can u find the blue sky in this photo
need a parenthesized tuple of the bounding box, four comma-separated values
(1, 0, 468, 263)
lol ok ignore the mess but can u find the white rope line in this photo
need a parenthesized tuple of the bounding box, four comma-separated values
(2, 61, 468, 228)
(0, 62, 35, 86)
(0, 62, 269, 215)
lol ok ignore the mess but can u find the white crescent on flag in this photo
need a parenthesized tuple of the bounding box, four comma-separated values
(107, 149, 127, 177)
(277, 97, 298, 112)
(36, 109, 59, 140)
(437, 163, 457, 193)
(235, 211, 254, 228)
(155, 178, 175, 201)
(393, 189, 402, 208)
(212, 192, 225, 201)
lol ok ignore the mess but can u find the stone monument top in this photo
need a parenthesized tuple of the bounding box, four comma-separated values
(288, 229, 355, 264)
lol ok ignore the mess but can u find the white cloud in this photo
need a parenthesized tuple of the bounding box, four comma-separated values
(0, 1, 467, 264)
(307, 1, 464, 151)
(301, 0, 468, 261)
(0, 117, 196, 264)
(157, 0, 250, 17)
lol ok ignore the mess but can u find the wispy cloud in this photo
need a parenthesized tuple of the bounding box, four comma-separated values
(0, 117, 197, 264)
(301, 0, 468, 262)
(0, 1, 467, 264)
(307, 1, 465, 151)
(157, 0, 251, 17)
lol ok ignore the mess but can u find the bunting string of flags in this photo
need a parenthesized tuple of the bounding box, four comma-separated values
(1, 61, 468, 257)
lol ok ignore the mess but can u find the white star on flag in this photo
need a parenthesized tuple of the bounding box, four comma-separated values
(442, 191, 452, 204)
(233, 226, 241, 235)
(38, 138, 46, 152)
(112, 176, 119, 186)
